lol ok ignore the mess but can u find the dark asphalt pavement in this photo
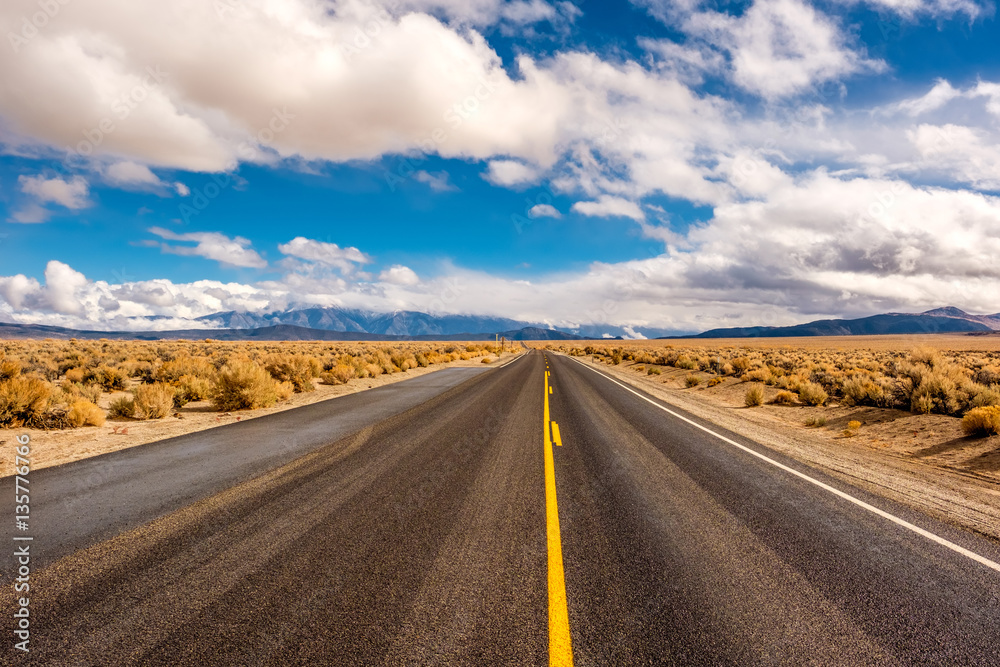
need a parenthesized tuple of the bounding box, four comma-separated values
(4, 350, 1000, 665)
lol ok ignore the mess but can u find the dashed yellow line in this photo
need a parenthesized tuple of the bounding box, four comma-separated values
(551, 422, 563, 447)
(543, 358, 573, 665)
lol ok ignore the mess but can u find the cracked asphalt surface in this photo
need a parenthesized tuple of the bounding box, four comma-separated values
(4, 350, 1000, 665)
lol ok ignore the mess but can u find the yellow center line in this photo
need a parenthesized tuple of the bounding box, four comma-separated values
(543, 360, 573, 665)
(551, 422, 563, 447)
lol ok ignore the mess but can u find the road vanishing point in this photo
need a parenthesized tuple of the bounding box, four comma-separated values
(4, 349, 1000, 665)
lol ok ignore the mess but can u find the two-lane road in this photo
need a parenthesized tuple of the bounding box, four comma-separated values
(4, 349, 1000, 664)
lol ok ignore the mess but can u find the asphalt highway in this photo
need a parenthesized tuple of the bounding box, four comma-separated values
(4, 350, 1000, 665)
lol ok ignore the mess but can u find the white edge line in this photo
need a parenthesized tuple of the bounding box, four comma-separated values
(493, 352, 525, 370)
(565, 355, 1000, 574)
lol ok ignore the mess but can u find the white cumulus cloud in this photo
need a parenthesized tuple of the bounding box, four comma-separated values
(378, 265, 420, 285)
(278, 237, 371, 274)
(148, 227, 268, 269)
(572, 195, 645, 222)
(18, 174, 90, 209)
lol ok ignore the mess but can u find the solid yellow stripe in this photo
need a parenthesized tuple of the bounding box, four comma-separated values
(544, 366, 573, 666)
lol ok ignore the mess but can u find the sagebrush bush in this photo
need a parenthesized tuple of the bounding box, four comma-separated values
(264, 354, 317, 393)
(842, 377, 896, 408)
(772, 391, 797, 405)
(676, 356, 698, 370)
(973, 366, 1000, 387)
(211, 360, 282, 410)
(154, 356, 216, 383)
(108, 396, 136, 419)
(969, 385, 1000, 409)
(334, 364, 357, 383)
(133, 383, 175, 419)
(910, 345, 941, 368)
(0, 376, 53, 427)
(648, 367, 662, 375)
(58, 382, 103, 406)
(685, 374, 701, 387)
(63, 367, 85, 383)
(275, 381, 294, 401)
(174, 374, 213, 407)
(67, 400, 105, 427)
(87, 365, 128, 391)
(0, 359, 22, 381)
(961, 406, 1000, 436)
(745, 385, 764, 407)
(797, 382, 828, 406)
(843, 420, 862, 437)
(320, 365, 356, 385)
(743, 367, 773, 384)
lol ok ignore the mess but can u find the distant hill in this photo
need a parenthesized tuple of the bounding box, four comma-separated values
(499, 327, 587, 341)
(0, 322, 582, 342)
(921, 307, 1000, 330)
(666, 309, 998, 339)
(197, 308, 535, 337)
(8, 306, 995, 342)
(196, 306, 677, 339)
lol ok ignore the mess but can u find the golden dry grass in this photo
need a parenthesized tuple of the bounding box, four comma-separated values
(568, 334, 1000, 352)
(0, 339, 503, 430)
(536, 336, 1000, 419)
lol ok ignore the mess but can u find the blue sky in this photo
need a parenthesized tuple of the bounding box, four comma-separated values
(1, 0, 1000, 334)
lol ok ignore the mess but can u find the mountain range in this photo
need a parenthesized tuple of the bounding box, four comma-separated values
(665, 307, 1000, 339)
(0, 322, 585, 342)
(197, 308, 535, 337)
(196, 307, 681, 339)
(2, 307, 999, 342)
